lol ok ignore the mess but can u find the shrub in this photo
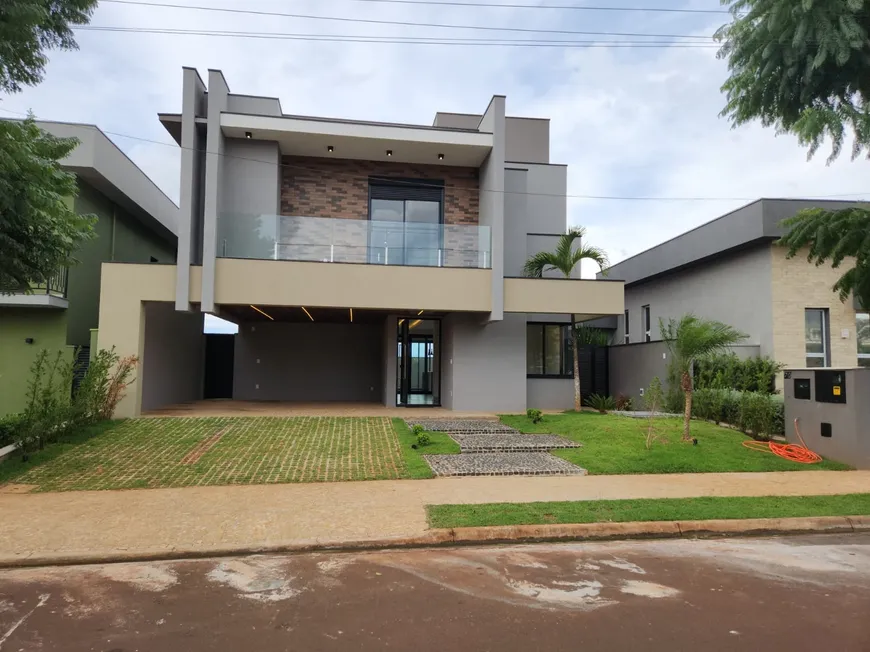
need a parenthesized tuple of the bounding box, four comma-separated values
(585, 394, 617, 414)
(526, 408, 543, 424)
(0, 414, 24, 448)
(694, 353, 784, 394)
(615, 394, 633, 411)
(692, 388, 784, 439)
(12, 347, 138, 460)
(416, 432, 432, 447)
(411, 424, 425, 437)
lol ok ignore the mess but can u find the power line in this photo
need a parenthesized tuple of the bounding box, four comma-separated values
(3, 106, 868, 202)
(97, 0, 717, 40)
(291, 0, 731, 15)
(75, 25, 719, 47)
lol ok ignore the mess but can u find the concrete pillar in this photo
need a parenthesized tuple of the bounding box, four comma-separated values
(478, 95, 506, 323)
(200, 69, 230, 314)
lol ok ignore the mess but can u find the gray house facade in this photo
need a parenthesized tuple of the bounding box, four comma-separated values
(599, 199, 870, 402)
(97, 68, 623, 417)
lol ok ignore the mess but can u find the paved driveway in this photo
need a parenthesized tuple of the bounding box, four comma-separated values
(15, 417, 404, 491)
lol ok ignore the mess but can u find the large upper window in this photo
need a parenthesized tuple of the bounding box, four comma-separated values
(805, 308, 829, 368)
(368, 179, 444, 266)
(527, 323, 573, 377)
(858, 312, 870, 368)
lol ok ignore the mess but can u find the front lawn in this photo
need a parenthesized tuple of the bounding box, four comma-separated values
(499, 412, 851, 475)
(427, 494, 870, 528)
(5, 416, 406, 491)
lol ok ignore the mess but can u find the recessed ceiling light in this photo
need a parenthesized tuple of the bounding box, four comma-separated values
(386, 149, 393, 157)
(327, 145, 334, 152)
(245, 131, 252, 139)
(438, 153, 444, 160)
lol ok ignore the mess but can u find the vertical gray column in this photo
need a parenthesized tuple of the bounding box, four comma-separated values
(175, 67, 206, 311)
(200, 69, 230, 314)
(478, 96, 506, 322)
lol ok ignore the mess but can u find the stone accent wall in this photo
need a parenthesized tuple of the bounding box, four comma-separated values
(280, 155, 479, 224)
(770, 245, 860, 369)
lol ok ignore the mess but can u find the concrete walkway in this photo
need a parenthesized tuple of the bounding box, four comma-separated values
(0, 471, 868, 565)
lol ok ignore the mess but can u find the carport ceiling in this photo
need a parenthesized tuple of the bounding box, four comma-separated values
(219, 305, 441, 325)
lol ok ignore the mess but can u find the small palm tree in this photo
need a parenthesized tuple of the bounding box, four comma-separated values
(523, 227, 610, 412)
(660, 315, 748, 441)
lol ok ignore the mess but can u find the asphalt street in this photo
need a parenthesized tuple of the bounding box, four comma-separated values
(0, 533, 868, 651)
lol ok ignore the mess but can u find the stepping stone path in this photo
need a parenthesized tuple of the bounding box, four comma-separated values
(405, 418, 587, 477)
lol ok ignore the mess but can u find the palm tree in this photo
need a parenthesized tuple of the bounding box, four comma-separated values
(523, 227, 610, 412)
(659, 315, 748, 441)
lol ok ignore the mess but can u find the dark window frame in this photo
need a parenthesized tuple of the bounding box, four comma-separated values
(805, 307, 831, 368)
(526, 322, 574, 379)
(624, 309, 630, 344)
(367, 177, 446, 225)
(642, 305, 651, 342)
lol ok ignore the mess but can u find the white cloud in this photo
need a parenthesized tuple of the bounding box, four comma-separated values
(3, 0, 868, 281)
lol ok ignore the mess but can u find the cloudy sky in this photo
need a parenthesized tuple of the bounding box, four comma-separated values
(4, 0, 869, 330)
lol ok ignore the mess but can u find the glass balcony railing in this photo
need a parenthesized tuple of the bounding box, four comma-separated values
(217, 214, 492, 269)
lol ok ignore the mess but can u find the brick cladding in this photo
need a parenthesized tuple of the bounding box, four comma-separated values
(280, 155, 479, 225)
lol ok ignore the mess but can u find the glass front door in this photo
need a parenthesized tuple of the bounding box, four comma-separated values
(397, 318, 440, 406)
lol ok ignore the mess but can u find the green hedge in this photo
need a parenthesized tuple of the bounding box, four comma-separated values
(693, 353, 783, 394)
(692, 388, 784, 439)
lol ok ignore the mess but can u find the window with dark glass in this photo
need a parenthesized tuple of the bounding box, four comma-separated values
(642, 305, 651, 342)
(857, 312, 870, 368)
(368, 179, 443, 266)
(624, 309, 630, 344)
(805, 308, 829, 367)
(527, 323, 573, 377)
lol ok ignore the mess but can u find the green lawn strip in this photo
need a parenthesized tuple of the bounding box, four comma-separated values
(427, 494, 870, 529)
(392, 417, 460, 479)
(499, 412, 851, 475)
(0, 420, 123, 486)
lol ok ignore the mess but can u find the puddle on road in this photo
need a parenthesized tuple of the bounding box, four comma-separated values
(206, 557, 302, 602)
(620, 580, 680, 598)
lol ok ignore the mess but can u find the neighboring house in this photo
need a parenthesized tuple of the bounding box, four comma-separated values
(0, 121, 178, 417)
(97, 67, 624, 418)
(598, 198, 870, 401)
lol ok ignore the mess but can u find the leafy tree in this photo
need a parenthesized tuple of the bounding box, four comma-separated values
(659, 315, 747, 442)
(0, 0, 98, 93)
(523, 226, 610, 412)
(0, 0, 99, 289)
(716, 0, 870, 309)
(0, 117, 95, 290)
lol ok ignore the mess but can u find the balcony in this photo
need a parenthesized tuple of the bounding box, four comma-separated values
(213, 215, 492, 312)
(217, 214, 491, 269)
(0, 268, 69, 308)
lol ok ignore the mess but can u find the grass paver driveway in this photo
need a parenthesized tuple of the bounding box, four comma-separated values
(15, 417, 405, 492)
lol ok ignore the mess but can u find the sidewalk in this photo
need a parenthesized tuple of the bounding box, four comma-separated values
(1, 471, 868, 566)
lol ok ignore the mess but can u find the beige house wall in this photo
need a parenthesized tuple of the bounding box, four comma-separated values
(771, 246, 859, 369)
(503, 278, 624, 318)
(98, 263, 197, 418)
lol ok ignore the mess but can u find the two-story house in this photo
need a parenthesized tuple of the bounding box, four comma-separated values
(0, 121, 178, 416)
(97, 68, 624, 418)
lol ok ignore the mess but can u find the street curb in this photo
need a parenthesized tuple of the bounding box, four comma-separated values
(0, 515, 863, 569)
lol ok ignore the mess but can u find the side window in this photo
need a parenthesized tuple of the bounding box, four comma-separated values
(624, 309, 630, 344)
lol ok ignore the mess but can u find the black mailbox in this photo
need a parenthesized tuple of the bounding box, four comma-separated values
(794, 378, 811, 400)
(815, 370, 847, 404)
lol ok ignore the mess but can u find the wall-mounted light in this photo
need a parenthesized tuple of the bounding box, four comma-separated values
(349, 308, 353, 323)
(437, 153, 444, 160)
(245, 131, 253, 139)
(386, 149, 393, 157)
(250, 305, 274, 321)
(327, 145, 334, 153)
(301, 306, 315, 322)
(24, 337, 34, 345)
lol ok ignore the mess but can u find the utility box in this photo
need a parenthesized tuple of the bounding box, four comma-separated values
(784, 368, 870, 469)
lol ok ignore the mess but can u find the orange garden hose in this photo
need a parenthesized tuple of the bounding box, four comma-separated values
(742, 418, 823, 464)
